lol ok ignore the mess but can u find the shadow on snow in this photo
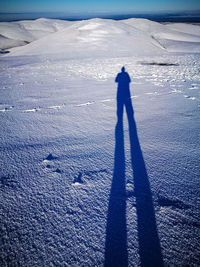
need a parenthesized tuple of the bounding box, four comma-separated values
(104, 67, 164, 267)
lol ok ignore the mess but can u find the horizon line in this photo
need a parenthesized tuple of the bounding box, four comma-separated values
(1, 10, 200, 23)
(0, 10, 200, 14)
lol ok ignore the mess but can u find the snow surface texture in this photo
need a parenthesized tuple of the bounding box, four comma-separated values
(0, 18, 200, 267)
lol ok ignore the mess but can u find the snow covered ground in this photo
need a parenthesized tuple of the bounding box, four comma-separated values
(0, 18, 200, 266)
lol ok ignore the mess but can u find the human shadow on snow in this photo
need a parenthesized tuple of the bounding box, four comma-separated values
(104, 67, 163, 267)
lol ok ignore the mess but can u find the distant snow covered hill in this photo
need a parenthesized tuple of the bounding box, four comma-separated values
(0, 18, 74, 50)
(1, 18, 200, 54)
(123, 18, 200, 52)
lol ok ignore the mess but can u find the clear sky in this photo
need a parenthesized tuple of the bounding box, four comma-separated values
(0, 0, 200, 14)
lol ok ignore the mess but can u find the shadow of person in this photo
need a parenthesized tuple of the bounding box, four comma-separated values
(104, 67, 163, 267)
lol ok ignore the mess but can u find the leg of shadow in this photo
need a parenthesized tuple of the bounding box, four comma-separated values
(104, 98, 163, 266)
(104, 109, 128, 266)
(126, 99, 164, 267)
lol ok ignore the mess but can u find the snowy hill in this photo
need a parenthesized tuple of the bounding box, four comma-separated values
(123, 18, 200, 52)
(1, 18, 200, 54)
(4, 18, 163, 57)
(0, 18, 74, 49)
(0, 17, 200, 267)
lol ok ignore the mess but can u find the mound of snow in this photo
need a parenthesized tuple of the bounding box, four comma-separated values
(0, 22, 34, 43)
(123, 18, 168, 33)
(122, 18, 200, 52)
(0, 18, 75, 50)
(1, 18, 200, 54)
(7, 18, 163, 57)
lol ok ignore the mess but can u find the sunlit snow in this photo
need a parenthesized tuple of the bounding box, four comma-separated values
(0, 18, 200, 267)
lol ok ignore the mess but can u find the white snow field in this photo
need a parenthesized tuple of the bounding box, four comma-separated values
(0, 18, 200, 267)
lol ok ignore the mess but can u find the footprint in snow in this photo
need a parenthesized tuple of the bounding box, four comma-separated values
(43, 154, 62, 174)
(43, 153, 57, 165)
(72, 169, 108, 185)
(23, 107, 40, 112)
(44, 165, 62, 174)
(46, 164, 52, 169)
(188, 84, 199, 90)
(0, 105, 14, 112)
(76, 101, 94, 107)
(184, 95, 196, 100)
(54, 168, 62, 174)
(44, 153, 57, 161)
(73, 172, 84, 185)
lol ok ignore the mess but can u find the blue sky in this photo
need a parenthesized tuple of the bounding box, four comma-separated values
(0, 0, 200, 13)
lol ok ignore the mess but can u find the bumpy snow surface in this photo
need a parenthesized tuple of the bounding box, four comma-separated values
(0, 18, 200, 267)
